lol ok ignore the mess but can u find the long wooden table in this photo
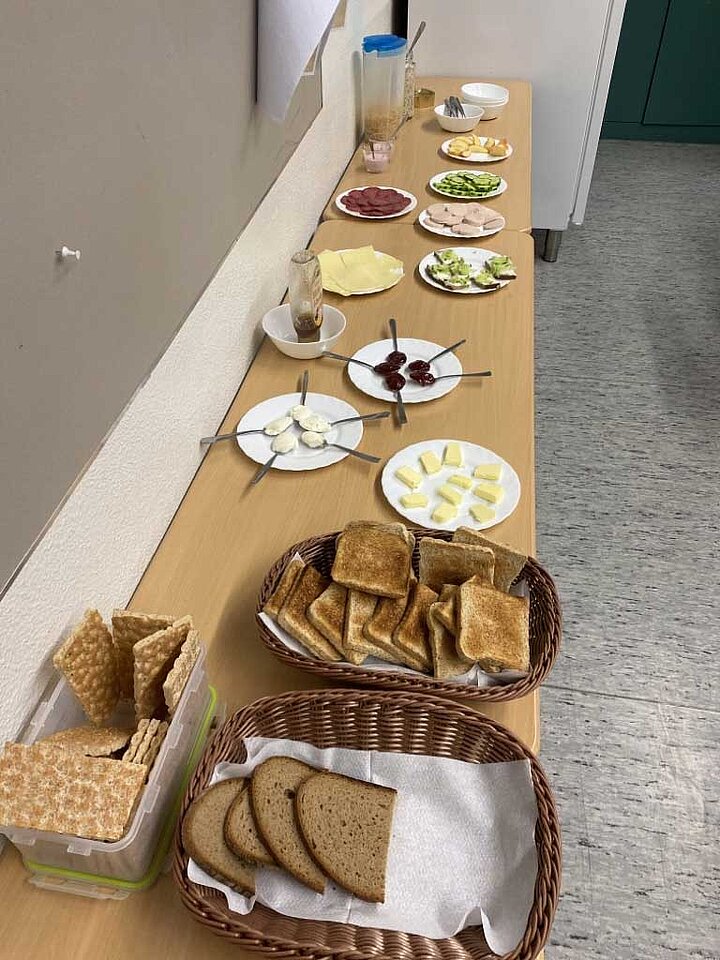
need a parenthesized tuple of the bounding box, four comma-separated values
(322, 77, 532, 232)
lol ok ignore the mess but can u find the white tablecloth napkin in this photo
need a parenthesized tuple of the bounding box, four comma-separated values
(187, 737, 538, 954)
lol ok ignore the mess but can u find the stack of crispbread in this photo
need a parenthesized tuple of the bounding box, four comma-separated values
(0, 606, 204, 843)
(263, 521, 531, 680)
(183, 756, 397, 903)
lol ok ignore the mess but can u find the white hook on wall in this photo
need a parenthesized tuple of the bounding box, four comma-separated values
(56, 245, 81, 261)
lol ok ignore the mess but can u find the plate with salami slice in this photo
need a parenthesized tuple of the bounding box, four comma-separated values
(335, 186, 417, 220)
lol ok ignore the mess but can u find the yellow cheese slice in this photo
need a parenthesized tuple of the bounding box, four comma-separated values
(470, 502, 495, 523)
(438, 484, 462, 506)
(400, 492, 429, 509)
(395, 466, 422, 490)
(419, 451, 442, 475)
(474, 463, 502, 482)
(443, 442, 463, 467)
(448, 474, 473, 490)
(473, 482, 505, 504)
(318, 248, 403, 295)
(432, 502, 457, 524)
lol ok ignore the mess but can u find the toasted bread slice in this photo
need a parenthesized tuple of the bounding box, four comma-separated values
(457, 579, 530, 672)
(250, 757, 325, 893)
(278, 566, 343, 661)
(307, 582, 347, 651)
(434, 584, 458, 634)
(296, 772, 397, 903)
(182, 779, 255, 895)
(343, 589, 400, 665)
(419, 538, 495, 593)
(224, 780, 276, 866)
(453, 527, 527, 592)
(392, 581, 436, 671)
(428, 605, 473, 680)
(332, 521, 414, 599)
(264, 557, 306, 619)
(362, 587, 425, 670)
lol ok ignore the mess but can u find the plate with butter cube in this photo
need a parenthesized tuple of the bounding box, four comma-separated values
(382, 438, 520, 531)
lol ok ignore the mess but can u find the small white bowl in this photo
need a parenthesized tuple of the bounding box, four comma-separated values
(461, 82, 510, 104)
(475, 103, 507, 121)
(434, 103, 484, 132)
(262, 303, 346, 360)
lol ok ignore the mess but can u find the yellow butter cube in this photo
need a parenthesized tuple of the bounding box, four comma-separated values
(448, 474, 473, 490)
(419, 450, 442, 475)
(400, 492, 429, 509)
(469, 502, 495, 523)
(432, 502, 458, 524)
(443, 442, 463, 467)
(474, 463, 502, 482)
(438, 484, 463, 506)
(473, 482, 505, 504)
(395, 466, 422, 490)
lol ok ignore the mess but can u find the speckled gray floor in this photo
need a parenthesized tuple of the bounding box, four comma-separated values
(534, 141, 720, 960)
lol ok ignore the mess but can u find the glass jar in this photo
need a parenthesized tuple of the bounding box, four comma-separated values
(362, 34, 407, 141)
(288, 251, 323, 343)
(362, 138, 395, 173)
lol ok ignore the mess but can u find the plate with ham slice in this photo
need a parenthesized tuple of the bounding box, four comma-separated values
(419, 203, 506, 239)
(336, 186, 417, 220)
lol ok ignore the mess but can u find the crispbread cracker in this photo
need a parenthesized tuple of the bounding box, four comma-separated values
(38, 725, 133, 757)
(133, 616, 193, 719)
(264, 557, 305, 619)
(392, 581, 436, 671)
(307, 582, 347, 651)
(0, 742, 145, 841)
(332, 521, 414, 599)
(163, 630, 201, 715)
(122, 719, 151, 762)
(419, 538, 495, 593)
(457, 579, 530, 672)
(111, 610, 174, 698)
(453, 527, 528, 592)
(53, 610, 119, 724)
(135, 721, 168, 771)
(278, 566, 342, 662)
(131, 719, 161, 764)
(428, 605, 473, 680)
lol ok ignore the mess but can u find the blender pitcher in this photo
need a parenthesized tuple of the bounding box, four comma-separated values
(362, 34, 407, 141)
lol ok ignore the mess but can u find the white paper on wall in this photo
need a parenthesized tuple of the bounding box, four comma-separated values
(258, 0, 340, 122)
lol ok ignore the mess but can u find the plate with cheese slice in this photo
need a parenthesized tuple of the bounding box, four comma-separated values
(318, 246, 404, 296)
(382, 439, 520, 531)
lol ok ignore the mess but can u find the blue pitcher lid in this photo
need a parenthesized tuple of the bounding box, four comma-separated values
(362, 34, 407, 54)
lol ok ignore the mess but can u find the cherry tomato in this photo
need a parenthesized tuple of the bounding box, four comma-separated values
(385, 372, 406, 391)
(407, 359, 430, 373)
(373, 360, 401, 375)
(409, 370, 436, 386)
(386, 350, 407, 365)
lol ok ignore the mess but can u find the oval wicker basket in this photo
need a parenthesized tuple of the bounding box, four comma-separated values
(174, 689, 561, 960)
(255, 528, 561, 702)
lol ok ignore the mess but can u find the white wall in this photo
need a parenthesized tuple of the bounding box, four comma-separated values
(0, 0, 392, 742)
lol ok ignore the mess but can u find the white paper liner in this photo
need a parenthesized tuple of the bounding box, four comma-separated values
(187, 737, 538, 954)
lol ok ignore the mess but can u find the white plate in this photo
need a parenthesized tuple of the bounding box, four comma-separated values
(235, 392, 364, 472)
(347, 338, 463, 405)
(429, 170, 507, 201)
(326, 249, 404, 296)
(382, 439, 520, 531)
(417, 207, 505, 240)
(335, 186, 417, 220)
(418, 247, 513, 295)
(441, 137, 513, 163)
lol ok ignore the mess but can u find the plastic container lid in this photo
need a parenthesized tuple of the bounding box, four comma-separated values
(363, 34, 407, 55)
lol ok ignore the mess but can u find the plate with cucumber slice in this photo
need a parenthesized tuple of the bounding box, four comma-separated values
(429, 170, 507, 200)
(418, 247, 517, 294)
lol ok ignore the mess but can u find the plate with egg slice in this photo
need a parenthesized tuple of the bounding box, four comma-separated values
(234, 392, 364, 472)
(382, 438, 521, 531)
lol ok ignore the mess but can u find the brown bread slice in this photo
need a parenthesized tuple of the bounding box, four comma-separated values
(453, 527, 528, 592)
(457, 579, 530, 672)
(343, 590, 402, 666)
(331, 521, 414, 598)
(419, 538, 495, 593)
(392, 581, 436, 671)
(307, 582, 347, 651)
(434, 584, 458, 635)
(182, 779, 256, 895)
(264, 557, 306, 619)
(250, 757, 326, 893)
(296, 772, 397, 903)
(278, 566, 343, 661)
(224, 779, 276, 866)
(428, 605, 473, 680)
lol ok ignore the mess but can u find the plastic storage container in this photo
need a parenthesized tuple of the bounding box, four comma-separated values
(362, 34, 407, 141)
(2, 646, 217, 897)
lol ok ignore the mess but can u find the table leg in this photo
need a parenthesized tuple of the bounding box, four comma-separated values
(542, 229, 564, 262)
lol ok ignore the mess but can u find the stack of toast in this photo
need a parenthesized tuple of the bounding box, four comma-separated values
(263, 521, 530, 680)
(183, 756, 397, 902)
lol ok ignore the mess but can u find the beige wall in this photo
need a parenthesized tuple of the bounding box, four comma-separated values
(0, 0, 323, 589)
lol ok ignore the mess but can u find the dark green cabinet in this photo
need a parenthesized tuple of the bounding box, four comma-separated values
(603, 0, 720, 141)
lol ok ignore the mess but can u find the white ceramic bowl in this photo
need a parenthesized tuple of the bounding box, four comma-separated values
(434, 103, 484, 132)
(461, 82, 510, 105)
(262, 303, 346, 359)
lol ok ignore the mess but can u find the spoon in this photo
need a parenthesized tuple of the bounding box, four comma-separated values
(325, 443, 381, 463)
(407, 20, 426, 57)
(323, 351, 375, 370)
(299, 368, 309, 405)
(429, 338, 466, 362)
(200, 411, 389, 446)
(388, 318, 408, 424)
